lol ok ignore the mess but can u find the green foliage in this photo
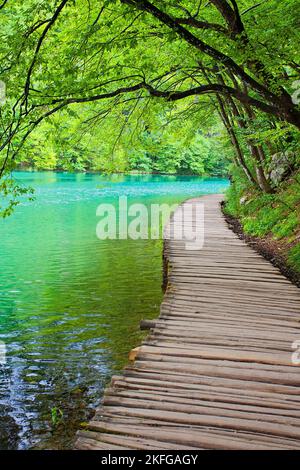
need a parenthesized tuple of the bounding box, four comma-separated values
(288, 244, 300, 271)
(226, 170, 300, 273)
(16, 105, 229, 176)
(0, 0, 299, 214)
(0, 176, 35, 217)
(50, 407, 64, 428)
(272, 212, 299, 240)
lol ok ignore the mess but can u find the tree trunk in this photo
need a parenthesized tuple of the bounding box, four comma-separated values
(249, 146, 274, 193)
(217, 96, 258, 187)
(199, 64, 258, 187)
(217, 72, 274, 193)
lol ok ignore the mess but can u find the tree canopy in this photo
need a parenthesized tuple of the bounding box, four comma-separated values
(0, 0, 299, 212)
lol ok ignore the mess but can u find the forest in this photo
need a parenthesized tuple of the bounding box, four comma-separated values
(1, 0, 300, 454)
(0, 0, 299, 262)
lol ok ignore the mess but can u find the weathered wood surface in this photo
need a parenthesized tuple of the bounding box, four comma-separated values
(75, 194, 300, 450)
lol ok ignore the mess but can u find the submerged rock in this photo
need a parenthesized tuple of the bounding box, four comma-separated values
(0, 406, 20, 450)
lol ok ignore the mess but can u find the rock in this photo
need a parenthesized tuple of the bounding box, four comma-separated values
(269, 151, 296, 185)
(240, 196, 248, 205)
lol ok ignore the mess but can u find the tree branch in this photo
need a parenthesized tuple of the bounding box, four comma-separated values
(121, 0, 277, 104)
(44, 81, 281, 118)
(143, 82, 280, 116)
(24, 19, 52, 38)
(174, 17, 228, 34)
(23, 0, 69, 106)
(242, 2, 269, 15)
(0, 0, 8, 9)
(209, 0, 244, 36)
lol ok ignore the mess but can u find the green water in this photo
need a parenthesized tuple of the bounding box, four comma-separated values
(0, 171, 229, 449)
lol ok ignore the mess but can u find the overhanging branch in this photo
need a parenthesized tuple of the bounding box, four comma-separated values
(174, 17, 228, 34)
(121, 0, 277, 104)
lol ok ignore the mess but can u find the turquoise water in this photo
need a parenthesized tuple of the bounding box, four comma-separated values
(0, 171, 229, 449)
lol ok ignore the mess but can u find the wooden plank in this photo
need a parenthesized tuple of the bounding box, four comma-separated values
(78, 430, 199, 450)
(103, 388, 300, 417)
(75, 194, 300, 451)
(131, 360, 300, 385)
(86, 421, 300, 450)
(137, 344, 295, 366)
(102, 396, 300, 426)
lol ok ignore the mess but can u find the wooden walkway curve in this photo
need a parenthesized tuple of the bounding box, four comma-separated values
(76, 194, 300, 450)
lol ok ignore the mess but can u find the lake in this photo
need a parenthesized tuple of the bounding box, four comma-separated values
(0, 171, 229, 449)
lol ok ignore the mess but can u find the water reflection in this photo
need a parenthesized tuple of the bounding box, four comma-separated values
(0, 172, 229, 449)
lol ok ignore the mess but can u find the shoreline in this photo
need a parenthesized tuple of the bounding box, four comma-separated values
(13, 168, 229, 179)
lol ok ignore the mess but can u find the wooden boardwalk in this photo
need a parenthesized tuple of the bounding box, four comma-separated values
(76, 194, 300, 450)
